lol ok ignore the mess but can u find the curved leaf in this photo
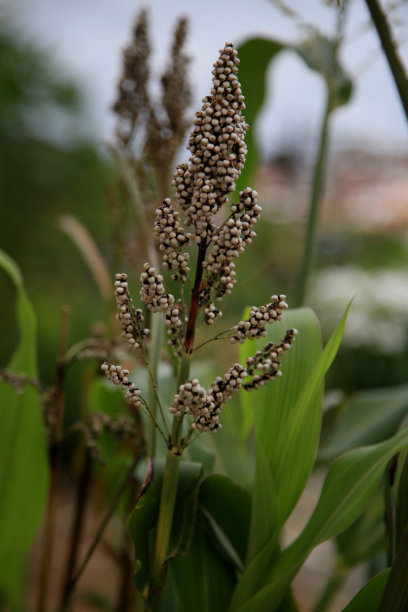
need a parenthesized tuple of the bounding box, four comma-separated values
(342, 569, 390, 612)
(0, 250, 49, 609)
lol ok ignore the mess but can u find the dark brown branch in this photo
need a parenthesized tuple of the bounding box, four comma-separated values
(184, 243, 207, 354)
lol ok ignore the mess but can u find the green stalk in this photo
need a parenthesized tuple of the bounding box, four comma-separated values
(148, 354, 191, 609)
(296, 95, 332, 307)
(148, 313, 164, 457)
(365, 0, 408, 123)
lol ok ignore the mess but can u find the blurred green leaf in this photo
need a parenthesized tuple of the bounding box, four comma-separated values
(233, 427, 408, 611)
(294, 33, 353, 110)
(336, 488, 385, 567)
(236, 33, 352, 190)
(342, 569, 390, 612)
(127, 459, 202, 592)
(320, 386, 408, 461)
(0, 250, 48, 609)
(236, 38, 284, 192)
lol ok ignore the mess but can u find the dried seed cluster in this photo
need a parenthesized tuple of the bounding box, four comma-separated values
(101, 362, 142, 409)
(82, 412, 145, 465)
(115, 273, 149, 349)
(169, 363, 247, 433)
(77, 337, 118, 361)
(172, 43, 247, 243)
(113, 9, 150, 145)
(231, 295, 288, 343)
(170, 378, 217, 432)
(208, 363, 247, 407)
(204, 302, 222, 325)
(201, 187, 261, 307)
(154, 198, 191, 276)
(140, 263, 175, 312)
(244, 329, 297, 390)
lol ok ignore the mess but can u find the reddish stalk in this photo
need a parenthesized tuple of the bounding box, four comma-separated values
(184, 243, 207, 354)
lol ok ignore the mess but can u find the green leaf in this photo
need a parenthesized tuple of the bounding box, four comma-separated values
(247, 439, 278, 563)
(199, 475, 251, 567)
(127, 459, 202, 592)
(379, 528, 408, 612)
(342, 569, 390, 612)
(336, 488, 385, 567)
(294, 33, 353, 110)
(320, 385, 408, 461)
(236, 38, 284, 192)
(236, 34, 352, 191)
(272, 304, 349, 526)
(234, 427, 408, 612)
(0, 250, 49, 609)
(168, 519, 237, 612)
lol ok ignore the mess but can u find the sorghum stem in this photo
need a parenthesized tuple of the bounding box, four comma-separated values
(148, 450, 181, 608)
(148, 313, 164, 456)
(296, 94, 331, 306)
(184, 243, 207, 353)
(148, 355, 191, 608)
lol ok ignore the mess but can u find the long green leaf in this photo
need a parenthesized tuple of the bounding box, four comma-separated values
(342, 569, 390, 612)
(247, 439, 278, 563)
(0, 250, 49, 609)
(234, 427, 408, 612)
(272, 304, 350, 526)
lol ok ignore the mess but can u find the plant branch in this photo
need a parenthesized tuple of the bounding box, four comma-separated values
(365, 0, 408, 122)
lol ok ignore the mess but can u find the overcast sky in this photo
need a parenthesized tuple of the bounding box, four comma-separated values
(6, 0, 408, 156)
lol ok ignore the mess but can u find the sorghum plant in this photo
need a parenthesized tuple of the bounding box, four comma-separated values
(102, 41, 296, 607)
